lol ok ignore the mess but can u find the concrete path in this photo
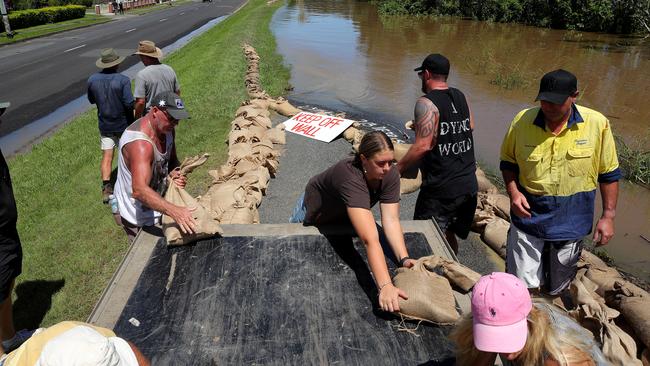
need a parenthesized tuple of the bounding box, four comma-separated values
(258, 110, 501, 275)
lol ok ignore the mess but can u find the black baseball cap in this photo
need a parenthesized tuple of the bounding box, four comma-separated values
(414, 53, 450, 75)
(152, 92, 190, 120)
(535, 69, 577, 104)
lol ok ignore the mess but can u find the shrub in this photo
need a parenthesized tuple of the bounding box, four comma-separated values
(1, 5, 85, 32)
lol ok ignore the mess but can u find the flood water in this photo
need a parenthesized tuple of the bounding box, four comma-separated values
(271, 0, 650, 281)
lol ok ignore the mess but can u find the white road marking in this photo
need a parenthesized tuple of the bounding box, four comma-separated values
(179, 12, 184, 15)
(63, 44, 86, 53)
(125, 28, 137, 33)
(159, 18, 167, 22)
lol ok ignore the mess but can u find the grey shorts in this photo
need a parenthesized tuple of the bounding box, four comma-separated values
(506, 225, 583, 295)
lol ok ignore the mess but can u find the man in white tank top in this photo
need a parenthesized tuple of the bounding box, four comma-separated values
(114, 92, 196, 243)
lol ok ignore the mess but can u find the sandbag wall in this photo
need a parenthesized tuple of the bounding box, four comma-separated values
(196, 44, 303, 225)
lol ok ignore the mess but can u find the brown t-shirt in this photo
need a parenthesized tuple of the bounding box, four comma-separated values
(303, 157, 400, 225)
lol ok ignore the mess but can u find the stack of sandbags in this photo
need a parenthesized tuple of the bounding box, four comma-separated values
(568, 268, 643, 365)
(242, 43, 301, 117)
(393, 143, 421, 195)
(579, 251, 650, 357)
(163, 154, 223, 246)
(393, 257, 460, 325)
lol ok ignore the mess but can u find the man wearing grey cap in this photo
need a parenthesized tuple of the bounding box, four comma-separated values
(397, 53, 478, 254)
(113, 92, 196, 243)
(87, 48, 135, 204)
(500, 69, 621, 295)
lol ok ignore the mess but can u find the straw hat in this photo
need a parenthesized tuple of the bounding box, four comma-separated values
(95, 48, 125, 69)
(133, 40, 163, 59)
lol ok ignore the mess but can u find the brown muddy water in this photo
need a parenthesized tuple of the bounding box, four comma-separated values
(271, 0, 650, 281)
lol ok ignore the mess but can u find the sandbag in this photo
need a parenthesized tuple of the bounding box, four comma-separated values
(393, 143, 411, 161)
(606, 281, 650, 351)
(251, 139, 275, 157)
(163, 182, 223, 246)
(243, 124, 268, 139)
(220, 206, 256, 224)
(233, 156, 261, 176)
(228, 143, 253, 162)
(404, 120, 414, 130)
(178, 154, 210, 176)
(265, 128, 286, 145)
(393, 260, 460, 325)
(205, 176, 258, 213)
(400, 166, 421, 195)
(250, 115, 272, 129)
(422, 256, 481, 293)
(569, 272, 642, 366)
(163, 154, 222, 246)
(236, 105, 270, 119)
(232, 116, 255, 129)
(579, 251, 625, 296)
(269, 97, 301, 117)
(247, 98, 273, 110)
(483, 193, 510, 221)
(208, 164, 236, 184)
(227, 129, 252, 145)
(342, 126, 359, 143)
(481, 217, 509, 258)
(242, 166, 271, 193)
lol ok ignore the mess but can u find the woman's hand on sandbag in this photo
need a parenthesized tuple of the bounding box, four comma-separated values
(169, 205, 198, 234)
(379, 283, 408, 312)
(401, 258, 416, 268)
(169, 170, 187, 189)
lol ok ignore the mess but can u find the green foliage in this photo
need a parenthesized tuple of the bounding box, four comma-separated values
(1, 5, 85, 32)
(376, 0, 650, 34)
(11, 0, 92, 11)
(615, 134, 650, 187)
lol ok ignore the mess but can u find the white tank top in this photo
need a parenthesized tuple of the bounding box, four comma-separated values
(114, 122, 173, 226)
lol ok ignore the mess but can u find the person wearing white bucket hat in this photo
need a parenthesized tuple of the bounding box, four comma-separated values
(1, 321, 149, 365)
(133, 40, 180, 119)
(88, 48, 135, 204)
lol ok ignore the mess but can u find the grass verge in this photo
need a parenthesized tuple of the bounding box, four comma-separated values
(7, 0, 290, 328)
(0, 14, 111, 46)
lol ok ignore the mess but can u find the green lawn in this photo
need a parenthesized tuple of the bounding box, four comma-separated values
(7, 0, 290, 328)
(0, 15, 111, 45)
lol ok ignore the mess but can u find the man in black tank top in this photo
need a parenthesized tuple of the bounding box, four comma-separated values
(397, 54, 478, 253)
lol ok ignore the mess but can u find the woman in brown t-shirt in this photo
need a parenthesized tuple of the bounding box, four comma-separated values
(290, 131, 416, 313)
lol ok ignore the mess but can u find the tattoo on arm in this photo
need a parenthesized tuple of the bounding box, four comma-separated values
(414, 98, 437, 140)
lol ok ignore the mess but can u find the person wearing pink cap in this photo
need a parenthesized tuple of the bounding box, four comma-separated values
(449, 272, 607, 366)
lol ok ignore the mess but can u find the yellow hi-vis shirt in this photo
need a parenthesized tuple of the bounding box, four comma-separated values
(499, 104, 621, 240)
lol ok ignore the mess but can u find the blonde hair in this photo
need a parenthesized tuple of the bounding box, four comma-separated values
(449, 305, 595, 366)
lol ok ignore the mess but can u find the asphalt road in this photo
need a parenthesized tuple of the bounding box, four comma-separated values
(0, 0, 246, 136)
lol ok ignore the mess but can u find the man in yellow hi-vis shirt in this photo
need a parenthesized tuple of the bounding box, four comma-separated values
(500, 69, 621, 296)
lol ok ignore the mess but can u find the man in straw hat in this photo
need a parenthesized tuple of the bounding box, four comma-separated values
(133, 40, 180, 119)
(0, 102, 29, 355)
(87, 48, 135, 204)
(114, 91, 196, 243)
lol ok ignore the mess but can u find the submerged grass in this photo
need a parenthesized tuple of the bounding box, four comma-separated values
(7, 0, 290, 327)
(615, 133, 650, 187)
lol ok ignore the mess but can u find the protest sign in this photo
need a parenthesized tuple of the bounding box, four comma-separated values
(283, 112, 354, 143)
